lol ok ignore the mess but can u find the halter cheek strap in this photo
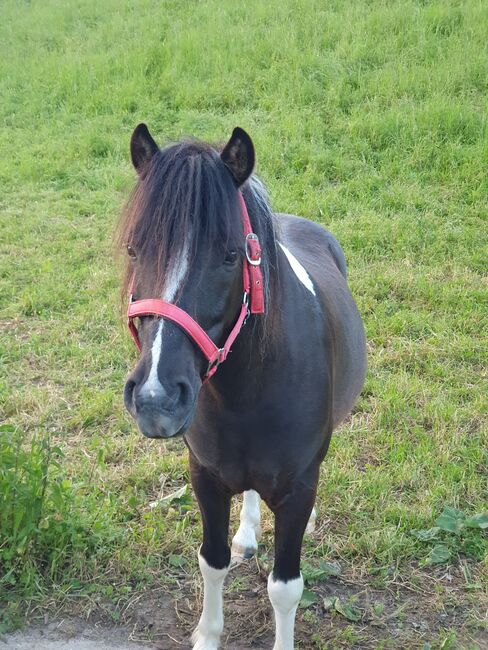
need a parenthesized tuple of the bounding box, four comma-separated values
(127, 191, 264, 381)
(239, 192, 264, 314)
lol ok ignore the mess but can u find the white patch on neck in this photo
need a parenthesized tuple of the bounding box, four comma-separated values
(278, 242, 316, 296)
(140, 250, 189, 397)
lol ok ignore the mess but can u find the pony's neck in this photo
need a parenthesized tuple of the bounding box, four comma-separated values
(207, 323, 270, 403)
(207, 253, 284, 399)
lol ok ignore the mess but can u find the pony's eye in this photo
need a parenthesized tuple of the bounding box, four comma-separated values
(224, 250, 238, 265)
(127, 244, 137, 259)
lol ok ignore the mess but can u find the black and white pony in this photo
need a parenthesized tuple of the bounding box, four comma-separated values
(118, 125, 366, 650)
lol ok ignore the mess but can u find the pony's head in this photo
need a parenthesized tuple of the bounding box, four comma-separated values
(118, 125, 275, 438)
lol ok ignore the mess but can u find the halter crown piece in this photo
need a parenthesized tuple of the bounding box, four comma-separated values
(127, 191, 265, 381)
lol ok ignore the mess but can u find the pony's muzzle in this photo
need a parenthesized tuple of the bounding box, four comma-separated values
(136, 408, 182, 439)
(124, 377, 194, 439)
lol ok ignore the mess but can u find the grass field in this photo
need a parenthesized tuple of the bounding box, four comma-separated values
(0, 0, 487, 647)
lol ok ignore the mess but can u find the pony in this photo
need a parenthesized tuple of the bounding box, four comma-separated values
(118, 124, 366, 650)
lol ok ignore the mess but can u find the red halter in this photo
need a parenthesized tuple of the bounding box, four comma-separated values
(127, 192, 265, 381)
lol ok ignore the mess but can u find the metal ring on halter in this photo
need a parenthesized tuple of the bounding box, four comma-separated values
(245, 233, 262, 266)
(206, 348, 225, 376)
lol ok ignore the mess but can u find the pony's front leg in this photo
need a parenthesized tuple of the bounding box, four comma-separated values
(267, 466, 319, 650)
(189, 452, 231, 650)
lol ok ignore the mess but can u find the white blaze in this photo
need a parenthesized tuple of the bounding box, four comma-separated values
(278, 242, 316, 296)
(140, 250, 189, 397)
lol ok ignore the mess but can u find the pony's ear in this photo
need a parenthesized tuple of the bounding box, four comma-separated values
(221, 127, 255, 187)
(130, 123, 159, 175)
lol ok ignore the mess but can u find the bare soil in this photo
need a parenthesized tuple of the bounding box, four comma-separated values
(3, 557, 486, 649)
(2, 621, 148, 650)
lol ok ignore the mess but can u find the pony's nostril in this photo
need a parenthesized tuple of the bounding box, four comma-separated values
(134, 390, 149, 413)
(178, 382, 191, 408)
(124, 379, 137, 412)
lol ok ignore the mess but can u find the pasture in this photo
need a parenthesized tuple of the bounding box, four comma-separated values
(0, 0, 487, 647)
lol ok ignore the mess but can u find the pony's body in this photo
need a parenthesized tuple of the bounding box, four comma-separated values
(119, 125, 366, 649)
(187, 211, 366, 503)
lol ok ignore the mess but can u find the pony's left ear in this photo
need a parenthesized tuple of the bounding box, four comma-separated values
(130, 123, 159, 176)
(221, 127, 255, 187)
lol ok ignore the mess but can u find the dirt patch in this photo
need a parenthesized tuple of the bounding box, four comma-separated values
(4, 557, 486, 649)
(117, 579, 273, 648)
(2, 620, 148, 650)
(123, 557, 486, 649)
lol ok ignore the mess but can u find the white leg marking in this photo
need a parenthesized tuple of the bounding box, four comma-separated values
(192, 553, 229, 650)
(278, 242, 316, 296)
(139, 250, 189, 397)
(305, 506, 317, 534)
(267, 573, 304, 650)
(231, 490, 261, 560)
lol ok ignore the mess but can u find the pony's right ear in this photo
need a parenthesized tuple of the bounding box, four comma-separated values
(130, 123, 159, 175)
(221, 127, 255, 187)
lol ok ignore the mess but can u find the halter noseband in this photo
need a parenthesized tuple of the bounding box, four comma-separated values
(127, 192, 265, 381)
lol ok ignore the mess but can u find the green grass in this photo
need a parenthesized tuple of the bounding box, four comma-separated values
(0, 0, 487, 645)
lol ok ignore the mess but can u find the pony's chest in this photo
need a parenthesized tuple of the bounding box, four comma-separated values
(185, 410, 327, 496)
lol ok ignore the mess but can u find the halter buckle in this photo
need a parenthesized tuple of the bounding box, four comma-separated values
(206, 348, 225, 377)
(242, 291, 251, 326)
(245, 233, 262, 266)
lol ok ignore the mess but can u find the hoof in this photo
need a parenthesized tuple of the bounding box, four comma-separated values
(231, 523, 261, 561)
(243, 546, 256, 559)
(231, 542, 258, 561)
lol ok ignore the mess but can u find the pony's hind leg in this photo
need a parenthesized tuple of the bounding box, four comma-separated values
(231, 490, 262, 560)
(189, 452, 231, 650)
(305, 506, 317, 534)
(267, 465, 319, 650)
